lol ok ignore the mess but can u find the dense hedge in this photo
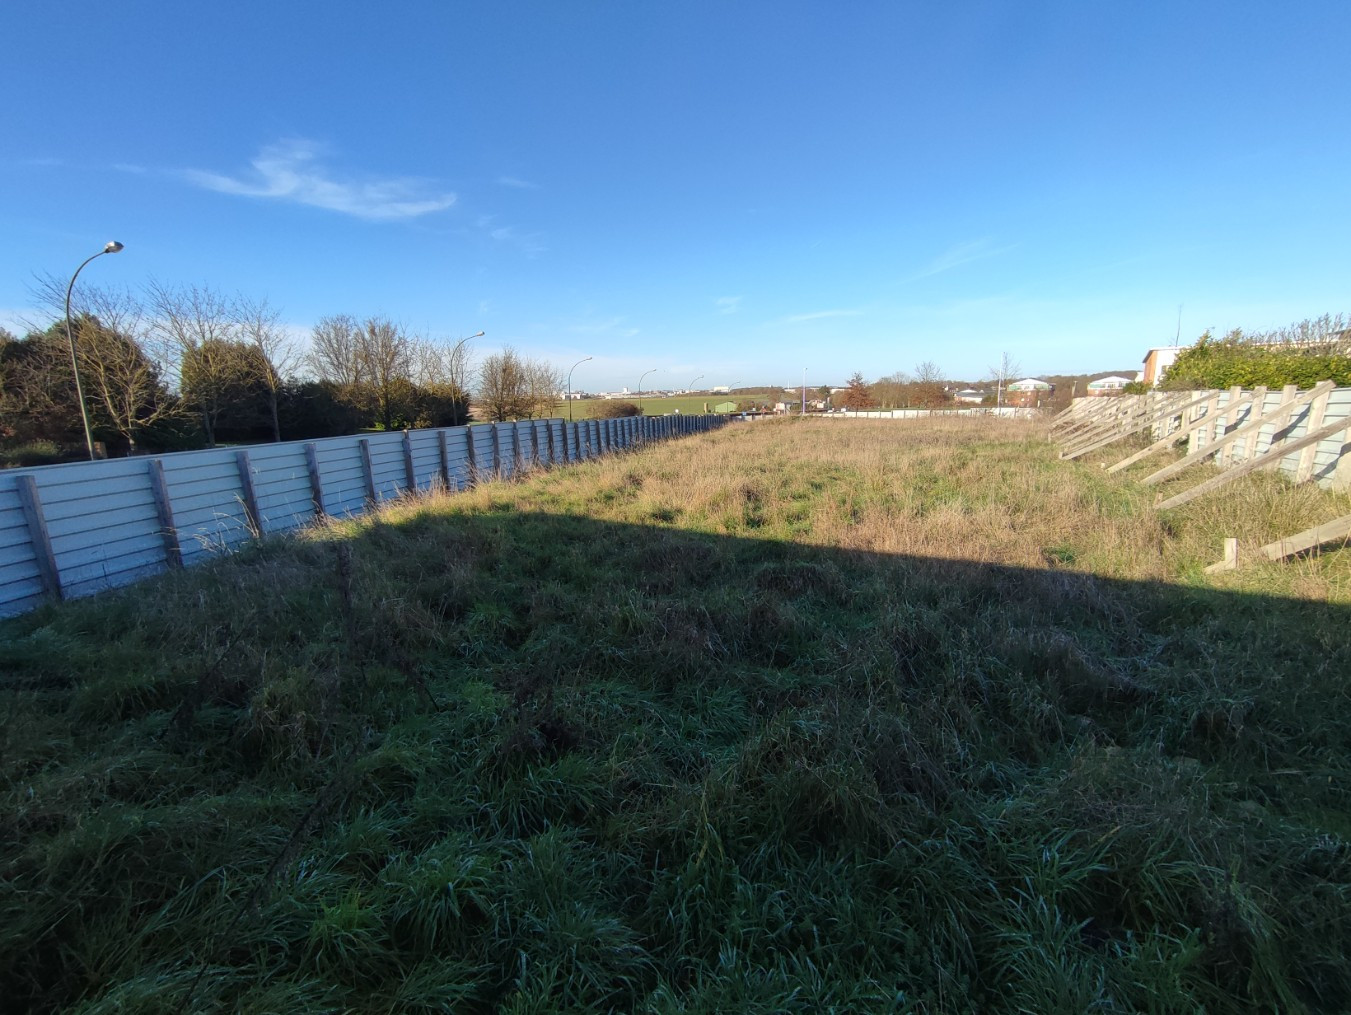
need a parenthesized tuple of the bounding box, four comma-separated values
(1163, 333, 1351, 390)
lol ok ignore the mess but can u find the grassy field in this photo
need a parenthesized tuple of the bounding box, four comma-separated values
(566, 395, 757, 417)
(3, 418, 1351, 1012)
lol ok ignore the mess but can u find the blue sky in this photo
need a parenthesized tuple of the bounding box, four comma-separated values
(4, 2, 1349, 390)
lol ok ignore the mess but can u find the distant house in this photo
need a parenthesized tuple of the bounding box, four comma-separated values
(1006, 378, 1054, 407)
(713, 400, 738, 413)
(953, 389, 986, 404)
(1141, 347, 1183, 386)
(1086, 375, 1133, 396)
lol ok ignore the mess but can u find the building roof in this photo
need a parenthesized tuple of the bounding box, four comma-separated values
(1007, 378, 1051, 390)
(1088, 375, 1133, 387)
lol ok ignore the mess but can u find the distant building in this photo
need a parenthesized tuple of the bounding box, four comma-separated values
(711, 385, 731, 394)
(1141, 347, 1183, 386)
(953, 389, 986, 404)
(1086, 375, 1133, 396)
(1006, 378, 1054, 408)
(713, 400, 738, 413)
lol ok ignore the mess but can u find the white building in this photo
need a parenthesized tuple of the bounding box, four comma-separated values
(1086, 375, 1133, 396)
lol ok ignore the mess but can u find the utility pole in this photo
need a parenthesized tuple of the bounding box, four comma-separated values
(801, 367, 806, 416)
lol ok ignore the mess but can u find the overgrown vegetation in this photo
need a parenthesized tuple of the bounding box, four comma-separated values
(589, 400, 641, 418)
(1162, 313, 1351, 390)
(2, 419, 1349, 1012)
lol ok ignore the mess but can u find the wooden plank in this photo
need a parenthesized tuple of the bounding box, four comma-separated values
(1060, 392, 1198, 460)
(305, 442, 327, 518)
(402, 430, 418, 492)
(147, 459, 184, 568)
(1221, 386, 1266, 467)
(545, 420, 555, 465)
(1204, 537, 1239, 574)
(1155, 415, 1351, 509)
(15, 475, 62, 601)
(358, 439, 377, 505)
(1106, 391, 1237, 473)
(1053, 398, 1113, 434)
(1295, 388, 1332, 484)
(1056, 398, 1132, 442)
(1212, 386, 1245, 467)
(1260, 513, 1351, 561)
(1061, 393, 1177, 454)
(235, 450, 262, 536)
(1144, 382, 1335, 486)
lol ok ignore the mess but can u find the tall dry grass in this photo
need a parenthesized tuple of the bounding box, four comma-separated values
(3, 415, 1350, 1012)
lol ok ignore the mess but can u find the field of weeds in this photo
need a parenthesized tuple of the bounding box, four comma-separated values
(3, 417, 1350, 1012)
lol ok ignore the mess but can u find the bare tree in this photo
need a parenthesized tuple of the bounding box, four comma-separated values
(145, 281, 243, 446)
(29, 277, 183, 453)
(237, 296, 297, 442)
(309, 314, 363, 389)
(988, 352, 1021, 408)
(477, 348, 529, 421)
(911, 361, 947, 408)
(523, 359, 564, 418)
(872, 370, 910, 408)
(356, 317, 412, 430)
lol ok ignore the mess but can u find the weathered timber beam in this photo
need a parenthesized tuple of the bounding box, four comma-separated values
(1155, 416, 1351, 510)
(1143, 381, 1335, 487)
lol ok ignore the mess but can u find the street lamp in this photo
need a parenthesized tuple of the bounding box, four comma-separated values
(65, 241, 124, 460)
(447, 330, 483, 423)
(688, 374, 704, 393)
(638, 368, 657, 413)
(567, 356, 592, 421)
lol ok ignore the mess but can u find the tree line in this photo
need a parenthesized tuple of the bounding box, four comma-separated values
(0, 280, 564, 465)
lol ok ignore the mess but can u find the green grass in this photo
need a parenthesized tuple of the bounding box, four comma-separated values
(2, 418, 1350, 1012)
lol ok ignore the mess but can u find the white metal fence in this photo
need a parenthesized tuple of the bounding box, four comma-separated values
(0, 414, 724, 619)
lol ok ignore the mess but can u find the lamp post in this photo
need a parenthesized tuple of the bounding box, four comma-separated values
(638, 368, 657, 413)
(688, 374, 704, 393)
(567, 356, 591, 421)
(450, 328, 483, 406)
(65, 241, 124, 460)
(801, 367, 807, 416)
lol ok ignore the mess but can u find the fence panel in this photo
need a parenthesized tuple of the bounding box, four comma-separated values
(0, 416, 725, 619)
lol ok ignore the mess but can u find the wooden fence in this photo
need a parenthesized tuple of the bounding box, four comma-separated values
(1051, 384, 1351, 563)
(0, 414, 724, 619)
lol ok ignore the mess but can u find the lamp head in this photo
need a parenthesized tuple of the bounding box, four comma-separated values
(104, 241, 124, 254)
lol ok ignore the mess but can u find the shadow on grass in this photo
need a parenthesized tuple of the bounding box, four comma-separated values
(2, 506, 1350, 1013)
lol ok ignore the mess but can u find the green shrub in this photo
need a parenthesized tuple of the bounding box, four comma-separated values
(1164, 331, 1351, 389)
(591, 401, 641, 418)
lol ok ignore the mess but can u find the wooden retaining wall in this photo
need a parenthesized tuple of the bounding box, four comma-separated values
(0, 414, 723, 619)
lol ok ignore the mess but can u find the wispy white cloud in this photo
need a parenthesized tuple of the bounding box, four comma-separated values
(496, 175, 540, 190)
(184, 140, 457, 221)
(566, 316, 640, 338)
(475, 214, 546, 257)
(488, 224, 547, 257)
(774, 308, 864, 325)
(716, 296, 743, 315)
(901, 237, 1015, 284)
